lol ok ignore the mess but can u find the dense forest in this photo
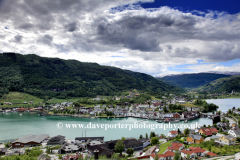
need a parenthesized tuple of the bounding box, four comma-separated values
(158, 73, 231, 88)
(0, 53, 183, 99)
(200, 75, 240, 93)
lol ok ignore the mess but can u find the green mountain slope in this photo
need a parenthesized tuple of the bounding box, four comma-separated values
(158, 73, 231, 88)
(200, 75, 240, 93)
(0, 53, 183, 99)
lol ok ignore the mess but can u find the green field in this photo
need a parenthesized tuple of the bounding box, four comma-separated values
(0, 92, 103, 109)
(158, 140, 173, 154)
(0, 92, 44, 108)
(0, 92, 82, 108)
(46, 98, 79, 104)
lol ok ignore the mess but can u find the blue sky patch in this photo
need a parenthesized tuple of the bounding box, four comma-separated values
(139, 0, 240, 15)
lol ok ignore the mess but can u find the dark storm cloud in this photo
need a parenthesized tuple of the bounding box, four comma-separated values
(1, 0, 240, 66)
(64, 22, 78, 32)
(0, 0, 151, 32)
(38, 34, 53, 45)
(90, 12, 197, 52)
(14, 35, 23, 43)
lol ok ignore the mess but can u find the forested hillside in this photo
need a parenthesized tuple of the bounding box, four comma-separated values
(158, 73, 231, 88)
(200, 75, 240, 93)
(0, 53, 183, 99)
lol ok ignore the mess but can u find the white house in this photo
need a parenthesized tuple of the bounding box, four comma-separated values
(228, 127, 240, 137)
(167, 131, 178, 138)
(215, 135, 236, 145)
(163, 113, 173, 118)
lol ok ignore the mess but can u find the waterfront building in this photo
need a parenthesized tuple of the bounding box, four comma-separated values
(75, 137, 104, 143)
(47, 135, 65, 145)
(12, 134, 49, 148)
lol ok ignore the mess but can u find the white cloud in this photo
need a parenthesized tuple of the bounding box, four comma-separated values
(0, 0, 240, 76)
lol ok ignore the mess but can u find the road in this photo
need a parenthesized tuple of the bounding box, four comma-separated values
(225, 117, 237, 126)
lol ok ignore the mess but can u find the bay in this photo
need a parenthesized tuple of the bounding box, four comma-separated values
(206, 98, 240, 112)
(0, 112, 212, 142)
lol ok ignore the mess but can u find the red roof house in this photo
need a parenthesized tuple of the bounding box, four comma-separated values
(167, 143, 184, 152)
(150, 151, 175, 159)
(181, 147, 217, 158)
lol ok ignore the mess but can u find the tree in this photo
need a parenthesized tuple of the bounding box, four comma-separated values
(78, 154, 83, 160)
(212, 110, 215, 115)
(146, 133, 149, 139)
(184, 128, 190, 136)
(115, 140, 125, 155)
(187, 153, 190, 160)
(126, 148, 134, 156)
(174, 150, 180, 160)
(121, 137, 126, 141)
(207, 145, 212, 152)
(163, 106, 168, 113)
(139, 134, 143, 139)
(160, 134, 165, 138)
(151, 137, 159, 145)
(228, 109, 232, 114)
(177, 128, 181, 134)
(150, 132, 156, 139)
(154, 154, 159, 160)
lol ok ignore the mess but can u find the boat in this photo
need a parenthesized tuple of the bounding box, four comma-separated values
(19, 114, 22, 116)
(156, 120, 163, 123)
(164, 118, 171, 123)
(170, 120, 180, 123)
(184, 119, 188, 123)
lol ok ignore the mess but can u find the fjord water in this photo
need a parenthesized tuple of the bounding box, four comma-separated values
(0, 112, 211, 143)
(206, 98, 240, 112)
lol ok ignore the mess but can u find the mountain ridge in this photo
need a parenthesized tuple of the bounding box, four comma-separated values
(0, 53, 183, 99)
(199, 75, 240, 93)
(157, 73, 231, 89)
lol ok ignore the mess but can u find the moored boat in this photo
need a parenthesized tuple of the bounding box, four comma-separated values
(156, 120, 163, 123)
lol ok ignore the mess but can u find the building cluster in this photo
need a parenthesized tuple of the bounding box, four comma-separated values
(0, 134, 152, 160)
(1, 121, 240, 160)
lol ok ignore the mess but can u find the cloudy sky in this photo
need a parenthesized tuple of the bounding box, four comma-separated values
(1, 0, 240, 77)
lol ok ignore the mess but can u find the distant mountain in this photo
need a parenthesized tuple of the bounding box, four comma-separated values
(207, 71, 240, 76)
(0, 53, 183, 99)
(157, 73, 231, 88)
(200, 75, 240, 93)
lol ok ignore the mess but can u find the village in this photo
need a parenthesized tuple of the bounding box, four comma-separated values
(1, 92, 240, 160)
(1, 95, 240, 160)
(0, 92, 220, 120)
(1, 115, 240, 160)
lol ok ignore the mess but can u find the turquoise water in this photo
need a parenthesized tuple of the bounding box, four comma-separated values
(206, 98, 240, 112)
(0, 112, 212, 142)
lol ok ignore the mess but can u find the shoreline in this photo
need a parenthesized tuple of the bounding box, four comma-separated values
(1, 112, 201, 121)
